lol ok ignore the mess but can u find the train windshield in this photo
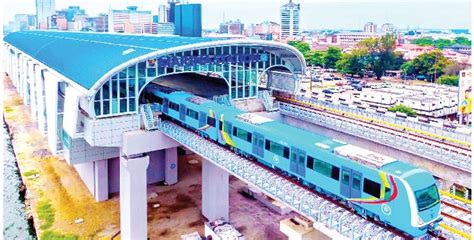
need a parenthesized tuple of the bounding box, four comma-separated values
(415, 184, 440, 211)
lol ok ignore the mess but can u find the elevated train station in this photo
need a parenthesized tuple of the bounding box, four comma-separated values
(3, 31, 471, 239)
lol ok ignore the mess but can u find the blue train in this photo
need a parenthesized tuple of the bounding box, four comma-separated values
(141, 84, 442, 237)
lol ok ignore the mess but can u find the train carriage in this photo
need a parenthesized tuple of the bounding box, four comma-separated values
(142, 85, 442, 237)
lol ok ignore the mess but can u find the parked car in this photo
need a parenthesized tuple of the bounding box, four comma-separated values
(322, 88, 336, 94)
(342, 85, 354, 90)
(352, 84, 363, 91)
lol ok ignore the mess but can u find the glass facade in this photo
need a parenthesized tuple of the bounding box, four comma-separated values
(92, 45, 288, 118)
(174, 4, 202, 37)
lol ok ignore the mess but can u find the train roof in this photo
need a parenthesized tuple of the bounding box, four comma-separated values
(380, 160, 420, 177)
(233, 112, 346, 152)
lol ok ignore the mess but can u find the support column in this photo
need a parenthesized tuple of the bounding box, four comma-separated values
(35, 66, 46, 134)
(164, 147, 178, 185)
(44, 71, 59, 154)
(94, 159, 109, 202)
(29, 62, 37, 120)
(202, 159, 229, 221)
(120, 154, 149, 240)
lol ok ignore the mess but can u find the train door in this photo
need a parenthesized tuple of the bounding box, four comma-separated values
(162, 98, 169, 114)
(340, 167, 362, 199)
(252, 133, 264, 158)
(179, 104, 186, 121)
(199, 111, 207, 128)
(290, 147, 306, 178)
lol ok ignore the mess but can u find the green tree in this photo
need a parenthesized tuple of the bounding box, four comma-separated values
(335, 48, 368, 76)
(434, 39, 453, 49)
(413, 37, 434, 46)
(305, 50, 325, 66)
(454, 36, 471, 46)
(410, 50, 451, 82)
(401, 61, 415, 75)
(388, 104, 417, 117)
(436, 75, 459, 86)
(288, 41, 311, 55)
(323, 46, 342, 69)
(357, 34, 398, 79)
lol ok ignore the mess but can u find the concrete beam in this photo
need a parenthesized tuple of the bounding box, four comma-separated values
(121, 130, 180, 157)
(202, 159, 229, 221)
(120, 154, 149, 240)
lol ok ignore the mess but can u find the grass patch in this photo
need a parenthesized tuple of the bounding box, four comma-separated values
(41, 231, 79, 240)
(37, 200, 55, 230)
(23, 169, 39, 177)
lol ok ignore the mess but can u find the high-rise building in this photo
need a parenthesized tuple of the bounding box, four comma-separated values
(219, 20, 244, 35)
(108, 6, 153, 34)
(381, 23, 396, 33)
(168, 0, 181, 23)
(174, 3, 202, 37)
(364, 22, 377, 33)
(92, 14, 109, 32)
(158, 4, 168, 23)
(36, 0, 56, 29)
(280, 0, 300, 39)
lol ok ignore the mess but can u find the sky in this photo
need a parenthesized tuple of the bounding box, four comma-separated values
(2, 0, 472, 30)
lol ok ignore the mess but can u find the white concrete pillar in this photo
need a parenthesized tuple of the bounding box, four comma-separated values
(35, 66, 46, 134)
(94, 159, 109, 202)
(44, 71, 59, 154)
(202, 159, 229, 221)
(164, 147, 178, 185)
(120, 154, 149, 240)
(29, 62, 38, 120)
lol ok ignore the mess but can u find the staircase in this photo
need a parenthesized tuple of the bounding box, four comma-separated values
(258, 90, 279, 112)
(140, 104, 160, 131)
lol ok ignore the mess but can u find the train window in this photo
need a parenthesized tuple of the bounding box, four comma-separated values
(219, 120, 224, 131)
(342, 170, 350, 185)
(306, 156, 314, 169)
(186, 109, 199, 120)
(155, 96, 163, 105)
(233, 127, 252, 142)
(352, 175, 361, 191)
(331, 167, 340, 181)
(363, 179, 381, 198)
(169, 101, 179, 111)
(207, 117, 216, 127)
(314, 159, 339, 181)
(264, 140, 289, 159)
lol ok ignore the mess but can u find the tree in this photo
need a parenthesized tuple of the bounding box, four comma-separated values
(454, 36, 471, 46)
(388, 104, 417, 117)
(444, 61, 463, 76)
(413, 37, 434, 46)
(410, 50, 452, 82)
(323, 46, 342, 69)
(401, 61, 415, 75)
(434, 39, 453, 49)
(305, 50, 325, 66)
(436, 75, 459, 86)
(357, 34, 398, 80)
(335, 48, 368, 77)
(288, 41, 311, 56)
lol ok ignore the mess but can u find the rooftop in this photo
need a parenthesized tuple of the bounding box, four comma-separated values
(4, 31, 223, 90)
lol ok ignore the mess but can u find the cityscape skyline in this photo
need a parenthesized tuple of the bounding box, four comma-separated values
(3, 0, 472, 30)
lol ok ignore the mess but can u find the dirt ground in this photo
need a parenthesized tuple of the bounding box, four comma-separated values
(3, 75, 290, 239)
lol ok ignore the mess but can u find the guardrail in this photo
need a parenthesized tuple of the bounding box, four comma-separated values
(279, 103, 471, 172)
(294, 95, 471, 145)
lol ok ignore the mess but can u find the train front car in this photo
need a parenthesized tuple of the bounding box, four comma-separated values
(379, 161, 442, 237)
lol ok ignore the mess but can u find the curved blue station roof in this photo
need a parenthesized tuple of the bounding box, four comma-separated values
(4, 31, 223, 90)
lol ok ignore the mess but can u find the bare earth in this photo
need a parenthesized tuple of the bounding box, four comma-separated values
(3, 75, 289, 239)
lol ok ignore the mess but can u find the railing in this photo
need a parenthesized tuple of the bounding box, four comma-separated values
(294, 95, 471, 144)
(279, 103, 471, 172)
(139, 104, 160, 131)
(157, 120, 403, 240)
(258, 90, 279, 112)
(213, 94, 233, 106)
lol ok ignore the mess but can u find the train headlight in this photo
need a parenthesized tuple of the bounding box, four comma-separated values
(417, 216, 424, 226)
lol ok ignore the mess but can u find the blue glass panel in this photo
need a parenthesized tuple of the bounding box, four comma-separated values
(129, 98, 136, 112)
(120, 99, 127, 113)
(128, 65, 136, 78)
(103, 100, 110, 115)
(138, 62, 146, 77)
